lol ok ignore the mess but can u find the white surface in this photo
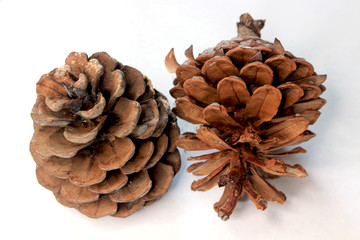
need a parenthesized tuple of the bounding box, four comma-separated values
(0, 0, 359, 239)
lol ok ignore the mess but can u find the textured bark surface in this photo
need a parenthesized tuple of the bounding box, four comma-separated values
(166, 13, 326, 220)
(30, 52, 181, 218)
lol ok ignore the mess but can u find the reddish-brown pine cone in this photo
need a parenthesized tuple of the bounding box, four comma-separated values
(30, 52, 180, 218)
(165, 13, 326, 221)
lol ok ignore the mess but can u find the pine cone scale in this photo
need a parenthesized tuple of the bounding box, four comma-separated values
(131, 99, 160, 139)
(68, 153, 106, 187)
(247, 169, 286, 203)
(96, 137, 136, 171)
(60, 180, 99, 204)
(36, 166, 64, 192)
(100, 70, 126, 110)
(122, 65, 146, 100)
(106, 97, 141, 138)
(42, 156, 72, 179)
(77, 195, 118, 219)
(143, 162, 174, 201)
(203, 103, 241, 129)
(48, 129, 91, 158)
(63, 115, 107, 144)
(112, 199, 145, 218)
(31, 97, 73, 127)
(88, 170, 128, 194)
(121, 140, 155, 174)
(162, 150, 181, 174)
(183, 77, 219, 104)
(53, 191, 79, 208)
(145, 134, 168, 169)
(109, 170, 152, 203)
(217, 76, 249, 107)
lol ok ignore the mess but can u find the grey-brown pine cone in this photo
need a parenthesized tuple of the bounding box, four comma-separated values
(30, 52, 181, 218)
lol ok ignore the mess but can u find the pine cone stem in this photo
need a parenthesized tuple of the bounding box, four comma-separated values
(217, 183, 242, 221)
(236, 13, 265, 39)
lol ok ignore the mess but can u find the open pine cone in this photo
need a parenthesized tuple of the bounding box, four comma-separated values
(30, 52, 180, 218)
(165, 13, 326, 220)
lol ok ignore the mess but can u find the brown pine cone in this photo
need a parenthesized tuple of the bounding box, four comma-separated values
(30, 52, 180, 218)
(165, 13, 326, 220)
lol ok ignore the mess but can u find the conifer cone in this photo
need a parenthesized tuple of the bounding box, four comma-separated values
(165, 13, 326, 220)
(30, 52, 180, 218)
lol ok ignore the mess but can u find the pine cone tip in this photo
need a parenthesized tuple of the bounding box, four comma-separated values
(237, 13, 266, 38)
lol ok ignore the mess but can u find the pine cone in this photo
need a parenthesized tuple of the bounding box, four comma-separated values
(165, 13, 326, 220)
(30, 52, 180, 218)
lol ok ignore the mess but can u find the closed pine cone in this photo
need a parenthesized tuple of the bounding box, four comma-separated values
(165, 13, 326, 220)
(30, 52, 180, 218)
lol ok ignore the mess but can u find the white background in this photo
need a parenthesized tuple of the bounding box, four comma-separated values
(1, 0, 359, 239)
